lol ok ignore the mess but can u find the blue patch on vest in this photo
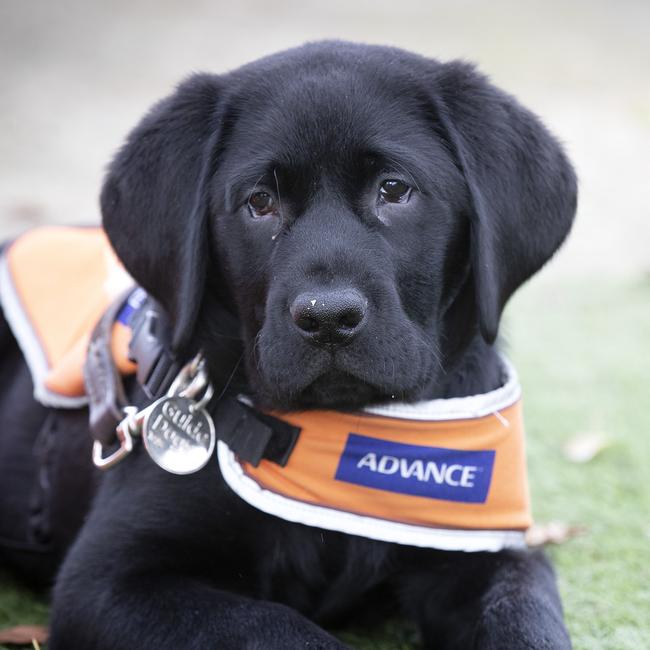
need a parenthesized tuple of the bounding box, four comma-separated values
(116, 287, 147, 326)
(335, 433, 495, 503)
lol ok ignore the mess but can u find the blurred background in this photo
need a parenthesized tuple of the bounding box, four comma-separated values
(1, 2, 649, 649)
(1, 0, 648, 280)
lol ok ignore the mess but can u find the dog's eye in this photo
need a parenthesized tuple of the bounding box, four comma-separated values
(379, 179, 412, 204)
(248, 191, 276, 217)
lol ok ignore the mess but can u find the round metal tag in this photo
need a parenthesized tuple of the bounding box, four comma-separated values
(142, 396, 216, 475)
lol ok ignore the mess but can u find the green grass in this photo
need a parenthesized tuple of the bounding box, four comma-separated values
(1, 276, 649, 649)
(506, 275, 650, 650)
(0, 571, 47, 649)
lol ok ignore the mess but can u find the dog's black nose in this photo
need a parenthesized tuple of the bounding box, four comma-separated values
(290, 289, 368, 346)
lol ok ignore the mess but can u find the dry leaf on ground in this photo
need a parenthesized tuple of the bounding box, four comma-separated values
(526, 521, 586, 547)
(563, 431, 610, 463)
(0, 625, 49, 646)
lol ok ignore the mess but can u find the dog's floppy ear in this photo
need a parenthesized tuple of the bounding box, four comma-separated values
(430, 62, 577, 342)
(101, 73, 222, 352)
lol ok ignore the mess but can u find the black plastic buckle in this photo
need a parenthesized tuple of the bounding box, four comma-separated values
(213, 398, 300, 467)
(128, 299, 181, 399)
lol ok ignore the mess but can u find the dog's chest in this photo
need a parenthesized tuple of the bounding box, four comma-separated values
(255, 522, 391, 619)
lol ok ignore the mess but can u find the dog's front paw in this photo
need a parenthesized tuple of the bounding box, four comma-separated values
(242, 602, 349, 650)
(472, 595, 571, 650)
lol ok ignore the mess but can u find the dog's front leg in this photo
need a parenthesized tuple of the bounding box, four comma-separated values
(48, 462, 349, 650)
(399, 548, 571, 650)
(50, 566, 348, 650)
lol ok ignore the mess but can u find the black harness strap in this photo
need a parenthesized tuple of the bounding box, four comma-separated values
(212, 399, 299, 467)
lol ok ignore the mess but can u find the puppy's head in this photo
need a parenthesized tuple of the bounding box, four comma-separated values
(101, 42, 576, 409)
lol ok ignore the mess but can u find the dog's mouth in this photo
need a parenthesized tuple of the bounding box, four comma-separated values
(252, 303, 438, 411)
(285, 370, 388, 410)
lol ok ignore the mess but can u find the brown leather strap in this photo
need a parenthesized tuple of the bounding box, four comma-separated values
(83, 290, 132, 446)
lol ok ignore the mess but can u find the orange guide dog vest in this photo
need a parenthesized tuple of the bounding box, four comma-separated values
(219, 372, 531, 552)
(0, 226, 532, 552)
(0, 226, 137, 407)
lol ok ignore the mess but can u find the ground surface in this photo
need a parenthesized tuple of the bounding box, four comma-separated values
(1, 1, 649, 648)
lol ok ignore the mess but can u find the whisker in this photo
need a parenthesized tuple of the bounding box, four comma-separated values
(385, 156, 421, 193)
(252, 330, 265, 373)
(272, 168, 284, 240)
(251, 172, 265, 195)
(215, 352, 244, 402)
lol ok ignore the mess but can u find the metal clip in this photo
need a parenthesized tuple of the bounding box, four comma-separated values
(167, 353, 213, 411)
(92, 354, 214, 471)
(92, 406, 139, 470)
(168, 353, 207, 399)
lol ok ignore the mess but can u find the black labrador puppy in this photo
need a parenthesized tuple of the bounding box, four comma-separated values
(4, 41, 577, 648)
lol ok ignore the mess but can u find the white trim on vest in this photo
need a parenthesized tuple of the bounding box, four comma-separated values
(363, 359, 520, 422)
(0, 255, 88, 409)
